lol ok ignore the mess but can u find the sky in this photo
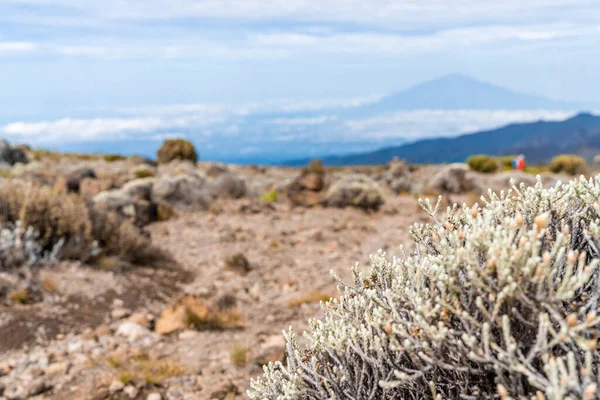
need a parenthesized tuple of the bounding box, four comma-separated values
(0, 0, 599, 158)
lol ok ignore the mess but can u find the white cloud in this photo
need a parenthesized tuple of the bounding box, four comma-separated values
(0, 41, 37, 53)
(4, 0, 596, 28)
(344, 110, 578, 140)
(1, 105, 586, 147)
(267, 116, 337, 126)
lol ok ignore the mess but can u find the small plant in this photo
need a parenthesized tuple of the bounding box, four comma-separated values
(156, 204, 175, 221)
(550, 154, 587, 175)
(106, 352, 186, 386)
(8, 288, 29, 304)
(41, 275, 58, 293)
(186, 307, 244, 330)
(224, 253, 251, 274)
(466, 154, 499, 173)
(287, 291, 334, 308)
(157, 139, 198, 164)
(134, 169, 155, 179)
(230, 343, 249, 368)
(104, 154, 126, 162)
(260, 189, 279, 203)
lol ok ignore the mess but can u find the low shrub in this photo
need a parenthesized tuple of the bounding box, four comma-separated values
(104, 154, 126, 162)
(0, 181, 159, 265)
(466, 154, 499, 173)
(550, 154, 587, 175)
(157, 139, 198, 164)
(134, 169, 155, 179)
(249, 176, 600, 399)
(301, 159, 325, 175)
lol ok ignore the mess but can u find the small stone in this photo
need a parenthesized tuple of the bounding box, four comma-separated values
(95, 325, 112, 337)
(111, 307, 132, 320)
(147, 393, 162, 400)
(117, 322, 151, 341)
(124, 385, 138, 398)
(255, 335, 286, 366)
(178, 330, 198, 340)
(127, 312, 150, 329)
(45, 361, 70, 376)
(109, 379, 124, 394)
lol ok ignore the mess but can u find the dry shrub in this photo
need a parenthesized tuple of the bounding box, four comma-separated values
(0, 180, 162, 265)
(156, 139, 198, 164)
(550, 154, 588, 175)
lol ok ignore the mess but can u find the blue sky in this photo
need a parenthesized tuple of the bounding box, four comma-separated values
(0, 0, 599, 156)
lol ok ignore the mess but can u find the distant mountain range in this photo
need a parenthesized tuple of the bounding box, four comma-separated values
(284, 112, 600, 166)
(8, 73, 595, 164)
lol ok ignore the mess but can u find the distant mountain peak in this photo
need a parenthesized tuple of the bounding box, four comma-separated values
(350, 73, 579, 112)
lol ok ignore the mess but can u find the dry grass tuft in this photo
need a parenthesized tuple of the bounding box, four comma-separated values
(230, 343, 249, 368)
(186, 307, 244, 330)
(41, 275, 59, 293)
(106, 352, 186, 386)
(8, 289, 29, 304)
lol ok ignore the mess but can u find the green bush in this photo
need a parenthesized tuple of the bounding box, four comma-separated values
(550, 154, 587, 175)
(466, 154, 499, 173)
(259, 189, 279, 203)
(157, 139, 198, 164)
(104, 154, 126, 162)
(134, 169, 155, 179)
(249, 176, 600, 399)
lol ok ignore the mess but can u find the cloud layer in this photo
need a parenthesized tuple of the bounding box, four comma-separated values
(0, 100, 581, 162)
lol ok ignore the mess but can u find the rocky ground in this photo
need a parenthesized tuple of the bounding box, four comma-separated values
(0, 141, 586, 399)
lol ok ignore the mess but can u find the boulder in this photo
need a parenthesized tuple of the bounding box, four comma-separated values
(152, 173, 213, 209)
(212, 173, 247, 199)
(94, 188, 157, 226)
(116, 321, 152, 341)
(381, 159, 413, 194)
(323, 174, 384, 211)
(80, 177, 115, 197)
(205, 164, 229, 178)
(121, 177, 155, 201)
(0, 140, 27, 166)
(428, 163, 479, 194)
(53, 167, 96, 193)
(255, 335, 286, 366)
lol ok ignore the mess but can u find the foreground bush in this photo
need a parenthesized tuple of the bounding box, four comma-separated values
(0, 181, 158, 264)
(550, 154, 587, 176)
(157, 139, 198, 164)
(250, 176, 600, 399)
